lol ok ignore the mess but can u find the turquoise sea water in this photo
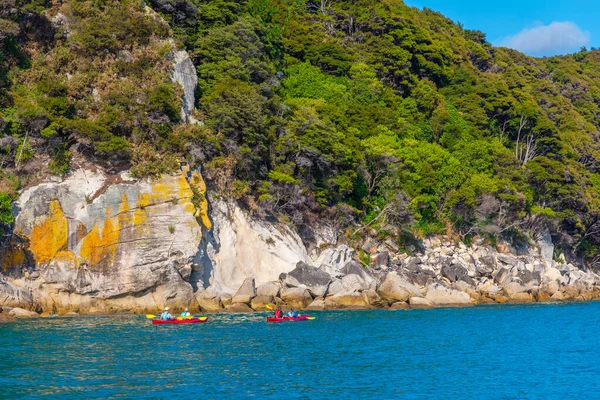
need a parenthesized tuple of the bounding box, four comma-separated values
(1, 302, 599, 399)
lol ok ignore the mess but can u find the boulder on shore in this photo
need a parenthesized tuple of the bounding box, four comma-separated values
(231, 277, 256, 305)
(424, 284, 471, 305)
(250, 295, 274, 311)
(280, 287, 313, 309)
(409, 297, 434, 308)
(196, 291, 224, 312)
(284, 261, 331, 297)
(389, 302, 410, 310)
(256, 282, 281, 298)
(339, 261, 376, 285)
(306, 298, 325, 310)
(325, 289, 369, 309)
(8, 307, 39, 318)
(341, 274, 371, 292)
(361, 289, 382, 307)
(377, 272, 423, 301)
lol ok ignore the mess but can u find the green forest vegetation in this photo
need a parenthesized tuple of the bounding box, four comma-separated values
(3, 0, 600, 265)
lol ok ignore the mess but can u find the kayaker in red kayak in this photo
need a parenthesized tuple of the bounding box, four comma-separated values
(286, 308, 299, 318)
(274, 306, 283, 319)
(180, 308, 191, 318)
(160, 307, 174, 321)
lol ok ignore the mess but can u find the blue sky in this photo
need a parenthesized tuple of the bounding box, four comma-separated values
(404, 0, 597, 57)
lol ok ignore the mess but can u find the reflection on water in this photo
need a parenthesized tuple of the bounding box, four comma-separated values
(1, 303, 600, 399)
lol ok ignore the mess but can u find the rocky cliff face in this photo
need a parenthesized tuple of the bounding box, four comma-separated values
(0, 163, 314, 314)
(171, 49, 198, 124)
(2, 168, 600, 315)
(3, 166, 207, 313)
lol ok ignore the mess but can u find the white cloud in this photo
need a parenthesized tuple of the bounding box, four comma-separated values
(496, 21, 591, 56)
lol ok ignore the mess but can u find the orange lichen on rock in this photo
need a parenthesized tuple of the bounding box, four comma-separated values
(134, 193, 149, 234)
(178, 173, 194, 201)
(54, 250, 80, 267)
(79, 224, 102, 266)
(29, 200, 69, 264)
(118, 193, 132, 226)
(151, 179, 172, 202)
(189, 171, 211, 230)
(79, 206, 121, 269)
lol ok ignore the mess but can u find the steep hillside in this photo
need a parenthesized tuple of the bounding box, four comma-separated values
(3, 0, 600, 267)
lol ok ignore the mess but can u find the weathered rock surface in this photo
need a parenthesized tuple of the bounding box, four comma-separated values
(377, 272, 423, 301)
(7, 168, 205, 314)
(171, 50, 198, 123)
(232, 277, 256, 305)
(8, 307, 39, 318)
(202, 200, 310, 292)
(315, 245, 354, 277)
(339, 261, 376, 286)
(341, 274, 371, 292)
(390, 302, 410, 310)
(250, 295, 274, 310)
(425, 284, 472, 305)
(409, 297, 433, 308)
(256, 282, 281, 298)
(325, 289, 368, 309)
(280, 287, 312, 309)
(284, 262, 331, 297)
(196, 291, 223, 312)
(306, 298, 325, 310)
(1, 161, 599, 315)
(0, 280, 33, 309)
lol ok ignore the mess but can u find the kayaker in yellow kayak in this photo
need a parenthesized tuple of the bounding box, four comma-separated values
(160, 307, 174, 321)
(180, 308, 191, 318)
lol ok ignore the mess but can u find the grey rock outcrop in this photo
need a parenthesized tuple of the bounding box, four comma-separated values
(316, 245, 354, 277)
(377, 272, 423, 302)
(285, 261, 331, 297)
(232, 277, 256, 305)
(0, 280, 33, 309)
(171, 50, 198, 123)
(537, 230, 554, 267)
(339, 261, 376, 285)
(256, 282, 281, 298)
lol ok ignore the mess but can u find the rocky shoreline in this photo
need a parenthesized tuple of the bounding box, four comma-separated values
(3, 234, 600, 319)
(1, 168, 599, 317)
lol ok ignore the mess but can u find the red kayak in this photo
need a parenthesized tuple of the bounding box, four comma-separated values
(152, 317, 208, 325)
(267, 316, 311, 322)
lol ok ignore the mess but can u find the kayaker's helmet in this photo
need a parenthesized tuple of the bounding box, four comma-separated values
(184, 307, 188, 311)
(165, 307, 170, 311)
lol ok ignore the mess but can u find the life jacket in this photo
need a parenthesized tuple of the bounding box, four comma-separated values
(161, 312, 170, 320)
(274, 310, 282, 318)
(181, 311, 190, 317)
